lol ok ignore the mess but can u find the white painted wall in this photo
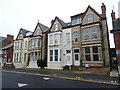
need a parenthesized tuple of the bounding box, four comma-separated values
(62, 28, 72, 66)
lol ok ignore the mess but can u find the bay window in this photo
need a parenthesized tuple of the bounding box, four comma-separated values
(54, 50, 58, 61)
(50, 35, 53, 45)
(84, 46, 99, 61)
(50, 50, 53, 61)
(54, 34, 58, 44)
(83, 26, 98, 41)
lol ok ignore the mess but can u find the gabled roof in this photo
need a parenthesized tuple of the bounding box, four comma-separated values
(39, 23, 49, 32)
(49, 16, 70, 31)
(16, 28, 32, 40)
(82, 5, 102, 20)
(71, 12, 84, 18)
(33, 22, 49, 36)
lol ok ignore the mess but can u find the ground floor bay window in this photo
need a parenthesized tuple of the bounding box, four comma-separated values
(84, 46, 100, 61)
(49, 49, 59, 62)
(48, 48, 62, 69)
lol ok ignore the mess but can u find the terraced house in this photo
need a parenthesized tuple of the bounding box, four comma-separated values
(13, 28, 32, 68)
(47, 3, 110, 69)
(28, 22, 49, 68)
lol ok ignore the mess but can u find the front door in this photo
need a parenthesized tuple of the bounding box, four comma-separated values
(66, 50, 72, 65)
(74, 53, 80, 66)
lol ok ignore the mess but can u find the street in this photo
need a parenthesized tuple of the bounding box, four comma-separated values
(2, 69, 120, 88)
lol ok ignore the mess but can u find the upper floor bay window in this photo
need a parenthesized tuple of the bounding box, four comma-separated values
(87, 14, 93, 23)
(83, 26, 98, 41)
(50, 35, 53, 45)
(32, 39, 35, 48)
(54, 34, 58, 44)
(66, 33, 70, 44)
(83, 28, 89, 40)
(55, 22, 59, 31)
(20, 42, 23, 49)
(25, 41, 27, 49)
(74, 32, 78, 43)
(35, 38, 38, 47)
(91, 26, 97, 40)
(84, 46, 99, 61)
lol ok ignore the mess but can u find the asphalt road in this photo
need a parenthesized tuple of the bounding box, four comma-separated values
(2, 70, 120, 88)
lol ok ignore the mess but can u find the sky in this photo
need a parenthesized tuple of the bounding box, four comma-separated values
(0, 0, 119, 48)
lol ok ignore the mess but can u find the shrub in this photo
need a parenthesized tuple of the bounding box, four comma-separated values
(37, 59, 44, 68)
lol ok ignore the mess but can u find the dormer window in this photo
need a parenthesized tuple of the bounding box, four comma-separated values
(55, 22, 59, 31)
(87, 14, 93, 23)
(72, 18, 81, 25)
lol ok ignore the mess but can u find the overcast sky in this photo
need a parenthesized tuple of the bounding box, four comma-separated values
(0, 0, 119, 48)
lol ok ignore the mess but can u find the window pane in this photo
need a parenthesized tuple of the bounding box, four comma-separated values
(83, 28, 89, 40)
(55, 50, 58, 61)
(91, 27, 97, 32)
(50, 35, 53, 44)
(92, 46, 98, 53)
(88, 14, 93, 23)
(91, 26, 97, 40)
(85, 55, 91, 61)
(54, 34, 58, 44)
(50, 50, 53, 61)
(83, 28, 89, 34)
(74, 32, 78, 37)
(55, 50, 58, 55)
(75, 54, 79, 60)
(92, 33, 97, 39)
(84, 35, 89, 40)
(66, 33, 70, 44)
(74, 49, 79, 53)
(55, 23, 58, 31)
(93, 54, 99, 61)
(66, 50, 71, 53)
(85, 47, 90, 53)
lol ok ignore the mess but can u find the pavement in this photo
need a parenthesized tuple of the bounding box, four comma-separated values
(2, 68, 120, 86)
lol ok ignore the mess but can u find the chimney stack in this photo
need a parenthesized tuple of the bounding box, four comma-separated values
(101, 3, 106, 14)
(111, 10, 116, 20)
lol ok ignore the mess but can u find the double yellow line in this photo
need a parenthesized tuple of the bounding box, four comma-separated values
(2, 70, 120, 86)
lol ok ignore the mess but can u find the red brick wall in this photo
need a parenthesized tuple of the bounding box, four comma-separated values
(113, 33, 120, 50)
(2, 34, 14, 62)
(113, 32, 120, 63)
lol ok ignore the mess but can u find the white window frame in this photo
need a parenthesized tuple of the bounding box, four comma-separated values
(74, 53, 79, 61)
(66, 33, 70, 44)
(74, 31, 78, 43)
(55, 22, 59, 31)
(54, 34, 58, 44)
(49, 34, 54, 45)
(35, 38, 38, 47)
(36, 29, 40, 35)
(54, 49, 58, 61)
(83, 28, 89, 40)
(49, 50, 53, 61)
